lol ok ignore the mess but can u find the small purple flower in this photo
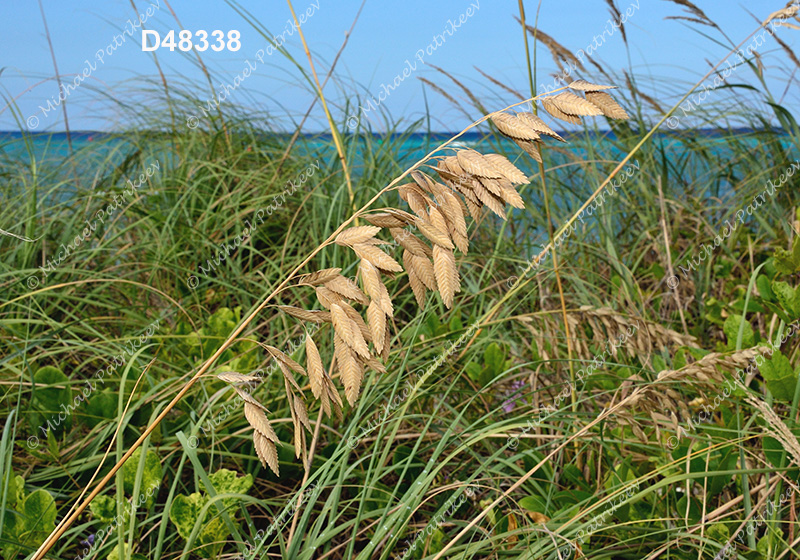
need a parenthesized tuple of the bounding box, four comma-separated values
(80, 534, 95, 547)
(501, 380, 527, 413)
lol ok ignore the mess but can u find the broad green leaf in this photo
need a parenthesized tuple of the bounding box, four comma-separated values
(756, 274, 774, 301)
(483, 343, 505, 375)
(89, 495, 117, 523)
(723, 315, 755, 349)
(122, 448, 162, 508)
(771, 280, 799, 317)
(83, 390, 117, 427)
(29, 366, 72, 434)
(169, 492, 206, 540)
(759, 351, 797, 401)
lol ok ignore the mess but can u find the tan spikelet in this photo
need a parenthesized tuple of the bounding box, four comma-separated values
(415, 217, 455, 249)
(324, 275, 369, 304)
(340, 299, 374, 343)
(433, 245, 459, 308)
(404, 250, 428, 306)
(367, 300, 387, 354)
(254, 432, 279, 475)
(266, 345, 306, 375)
(278, 305, 331, 323)
(568, 79, 617, 91)
(334, 333, 363, 405)
(483, 154, 528, 184)
(217, 372, 262, 385)
(364, 212, 408, 228)
(472, 180, 507, 218)
(296, 268, 342, 286)
(293, 394, 312, 432)
(515, 112, 566, 141)
(541, 98, 582, 124)
(244, 402, 279, 442)
(549, 92, 603, 117)
(516, 140, 543, 164)
(427, 206, 450, 237)
(234, 386, 269, 411)
(352, 243, 403, 273)
(585, 91, 630, 120)
(497, 184, 525, 209)
(408, 252, 437, 291)
(390, 228, 431, 257)
(330, 303, 370, 358)
(335, 226, 382, 247)
(479, 177, 505, 197)
(456, 150, 503, 178)
(440, 191, 469, 253)
(315, 285, 342, 309)
(359, 259, 382, 299)
(490, 112, 540, 141)
(305, 336, 324, 399)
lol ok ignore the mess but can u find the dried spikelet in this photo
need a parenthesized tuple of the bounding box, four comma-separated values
(364, 212, 408, 228)
(296, 268, 342, 286)
(330, 303, 370, 358)
(497, 184, 525, 209)
(516, 139, 543, 164)
(335, 226, 382, 247)
(293, 394, 312, 432)
(334, 332, 363, 405)
(234, 386, 269, 411)
(664, 0, 717, 27)
(404, 252, 428, 306)
(440, 191, 469, 253)
(324, 275, 369, 304)
(483, 154, 528, 184)
(541, 98, 582, 124)
(415, 216, 455, 249)
(352, 243, 403, 273)
(217, 371, 263, 385)
(747, 396, 800, 467)
(365, 356, 387, 374)
(491, 112, 540, 141)
(254, 432, 279, 475)
(427, 206, 450, 237)
(408, 252, 437, 291)
(515, 112, 566, 142)
(548, 92, 603, 117)
(315, 285, 342, 309)
(411, 170, 435, 192)
(244, 402, 279, 442)
(585, 91, 630, 120)
(478, 177, 505, 197)
(471, 179, 507, 218)
(367, 300, 387, 354)
(278, 305, 331, 323)
(390, 228, 432, 257)
(433, 245, 460, 308)
(515, 18, 586, 74)
(339, 301, 373, 344)
(456, 150, 503, 178)
(305, 336, 324, 399)
(266, 346, 306, 375)
(359, 259, 393, 316)
(384, 208, 417, 224)
(568, 79, 617, 91)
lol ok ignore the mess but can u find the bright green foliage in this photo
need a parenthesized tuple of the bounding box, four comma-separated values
(122, 448, 162, 509)
(466, 343, 512, 386)
(723, 314, 756, 349)
(28, 366, 71, 434)
(168, 469, 253, 558)
(759, 351, 798, 401)
(1, 473, 56, 560)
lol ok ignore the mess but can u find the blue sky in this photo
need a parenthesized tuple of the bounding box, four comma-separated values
(1, 0, 798, 132)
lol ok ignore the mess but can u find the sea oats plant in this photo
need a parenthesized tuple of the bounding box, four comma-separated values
(219, 80, 632, 477)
